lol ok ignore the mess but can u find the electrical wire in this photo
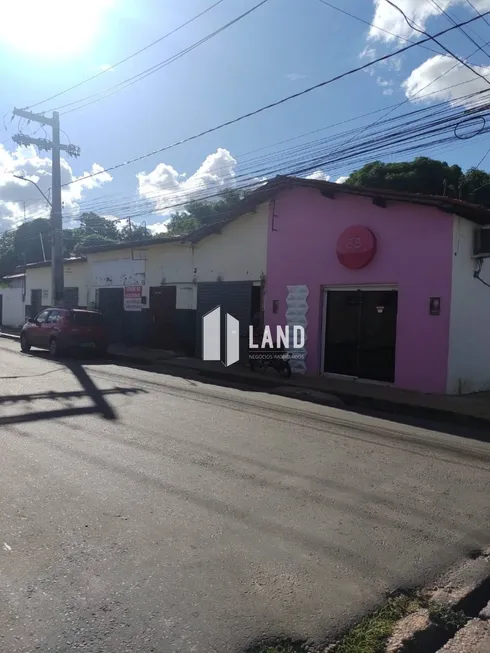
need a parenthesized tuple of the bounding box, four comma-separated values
(56, 10, 490, 192)
(45, 0, 270, 115)
(475, 143, 490, 168)
(315, 0, 490, 169)
(314, 0, 441, 54)
(385, 0, 490, 87)
(40, 88, 490, 223)
(26, 0, 229, 110)
(426, 0, 490, 61)
(464, 0, 490, 30)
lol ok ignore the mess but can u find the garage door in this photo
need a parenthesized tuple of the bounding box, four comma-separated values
(196, 282, 252, 359)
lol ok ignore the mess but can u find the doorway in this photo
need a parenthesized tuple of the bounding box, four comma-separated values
(31, 289, 42, 317)
(149, 285, 177, 349)
(98, 287, 124, 343)
(323, 289, 398, 383)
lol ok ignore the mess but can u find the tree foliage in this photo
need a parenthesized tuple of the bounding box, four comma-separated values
(346, 157, 490, 206)
(165, 188, 247, 235)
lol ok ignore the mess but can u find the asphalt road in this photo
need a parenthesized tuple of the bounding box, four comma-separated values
(0, 338, 489, 653)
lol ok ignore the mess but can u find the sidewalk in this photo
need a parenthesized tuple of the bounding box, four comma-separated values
(107, 343, 490, 430)
(3, 329, 490, 429)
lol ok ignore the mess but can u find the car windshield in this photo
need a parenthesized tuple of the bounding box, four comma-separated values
(70, 312, 103, 326)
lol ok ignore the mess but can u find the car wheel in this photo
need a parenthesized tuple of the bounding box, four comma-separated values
(20, 334, 31, 353)
(49, 338, 59, 357)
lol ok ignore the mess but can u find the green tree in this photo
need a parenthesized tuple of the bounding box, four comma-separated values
(0, 230, 17, 278)
(346, 157, 464, 198)
(165, 211, 199, 236)
(14, 218, 51, 265)
(119, 223, 151, 241)
(76, 212, 119, 241)
(73, 234, 118, 253)
(460, 167, 490, 206)
(165, 188, 248, 235)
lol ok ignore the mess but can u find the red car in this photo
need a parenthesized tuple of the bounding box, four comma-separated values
(20, 308, 109, 357)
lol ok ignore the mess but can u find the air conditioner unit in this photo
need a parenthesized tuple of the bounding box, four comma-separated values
(473, 227, 490, 257)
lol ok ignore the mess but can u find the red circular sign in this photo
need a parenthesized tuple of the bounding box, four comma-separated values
(336, 226, 377, 269)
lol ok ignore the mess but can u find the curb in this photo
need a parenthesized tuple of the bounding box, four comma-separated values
(153, 358, 490, 431)
(3, 331, 490, 430)
(0, 332, 20, 341)
(384, 549, 490, 653)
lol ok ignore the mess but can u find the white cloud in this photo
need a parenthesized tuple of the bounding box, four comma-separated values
(286, 72, 306, 81)
(368, 0, 490, 43)
(137, 148, 238, 215)
(402, 54, 490, 105)
(360, 46, 377, 60)
(336, 176, 348, 184)
(376, 74, 396, 95)
(147, 222, 168, 235)
(306, 170, 330, 181)
(0, 144, 112, 232)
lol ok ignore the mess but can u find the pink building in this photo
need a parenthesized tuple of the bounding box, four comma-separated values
(261, 177, 490, 395)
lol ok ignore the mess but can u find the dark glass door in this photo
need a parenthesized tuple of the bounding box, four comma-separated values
(358, 291, 398, 383)
(149, 286, 177, 349)
(324, 290, 398, 382)
(324, 290, 362, 377)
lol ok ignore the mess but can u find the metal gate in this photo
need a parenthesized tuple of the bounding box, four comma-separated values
(97, 287, 124, 343)
(195, 282, 252, 359)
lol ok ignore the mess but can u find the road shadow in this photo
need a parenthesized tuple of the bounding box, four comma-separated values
(0, 352, 145, 426)
(77, 354, 490, 444)
(10, 347, 490, 444)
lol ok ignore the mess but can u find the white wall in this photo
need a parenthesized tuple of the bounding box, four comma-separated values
(0, 287, 25, 327)
(145, 243, 193, 286)
(25, 261, 89, 307)
(192, 204, 268, 283)
(87, 244, 195, 308)
(83, 208, 268, 312)
(447, 216, 490, 393)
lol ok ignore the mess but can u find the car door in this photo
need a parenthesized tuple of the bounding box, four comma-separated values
(28, 309, 50, 347)
(39, 310, 60, 349)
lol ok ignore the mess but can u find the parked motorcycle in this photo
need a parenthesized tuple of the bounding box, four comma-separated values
(248, 330, 292, 378)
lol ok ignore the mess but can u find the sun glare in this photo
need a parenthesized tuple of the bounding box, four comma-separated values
(0, 0, 114, 57)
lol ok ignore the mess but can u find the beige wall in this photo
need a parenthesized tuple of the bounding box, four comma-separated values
(191, 204, 268, 283)
(25, 261, 89, 307)
(83, 205, 269, 311)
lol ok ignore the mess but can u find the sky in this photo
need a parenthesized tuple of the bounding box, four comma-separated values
(2, 0, 490, 234)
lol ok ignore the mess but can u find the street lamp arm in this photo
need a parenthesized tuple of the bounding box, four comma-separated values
(13, 174, 52, 207)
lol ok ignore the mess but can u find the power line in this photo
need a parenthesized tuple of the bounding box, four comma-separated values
(315, 1, 490, 167)
(385, 0, 490, 87)
(426, 0, 490, 61)
(46, 0, 270, 115)
(57, 10, 490, 190)
(26, 0, 229, 110)
(41, 88, 488, 222)
(314, 0, 441, 55)
(475, 144, 490, 168)
(463, 0, 490, 30)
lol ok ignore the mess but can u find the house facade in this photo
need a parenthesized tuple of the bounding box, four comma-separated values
(79, 202, 269, 354)
(24, 257, 89, 317)
(263, 178, 490, 395)
(0, 273, 25, 328)
(14, 176, 490, 395)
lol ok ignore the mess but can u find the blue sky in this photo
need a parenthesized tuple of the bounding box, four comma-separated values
(1, 0, 490, 232)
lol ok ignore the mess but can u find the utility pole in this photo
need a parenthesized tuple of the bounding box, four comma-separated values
(12, 108, 80, 306)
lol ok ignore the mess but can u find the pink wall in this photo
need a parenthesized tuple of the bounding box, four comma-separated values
(265, 187, 454, 393)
